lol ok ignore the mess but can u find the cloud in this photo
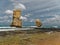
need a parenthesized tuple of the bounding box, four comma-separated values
(10, 0, 26, 10)
(52, 26, 58, 28)
(10, 0, 33, 3)
(43, 15, 60, 24)
(10, 0, 15, 2)
(29, 19, 35, 22)
(13, 3, 26, 10)
(1, 0, 60, 26)
(9, 0, 60, 15)
(25, 14, 32, 17)
(5, 10, 13, 15)
(0, 16, 9, 20)
(20, 16, 27, 21)
(0, 15, 11, 23)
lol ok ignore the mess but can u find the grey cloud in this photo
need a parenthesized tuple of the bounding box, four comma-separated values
(1, 0, 60, 26)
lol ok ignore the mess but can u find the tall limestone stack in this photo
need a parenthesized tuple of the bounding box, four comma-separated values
(11, 9, 22, 28)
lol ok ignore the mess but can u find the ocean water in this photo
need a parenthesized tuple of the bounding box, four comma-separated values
(0, 22, 60, 28)
(0, 22, 35, 27)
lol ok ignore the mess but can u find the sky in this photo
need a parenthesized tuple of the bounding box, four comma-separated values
(0, 0, 60, 28)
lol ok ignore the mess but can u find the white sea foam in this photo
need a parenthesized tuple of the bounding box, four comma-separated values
(0, 27, 34, 31)
(0, 27, 16, 29)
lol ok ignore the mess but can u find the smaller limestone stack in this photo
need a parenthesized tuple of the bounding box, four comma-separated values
(35, 19, 42, 27)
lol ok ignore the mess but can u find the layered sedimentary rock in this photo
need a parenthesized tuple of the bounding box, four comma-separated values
(11, 9, 22, 27)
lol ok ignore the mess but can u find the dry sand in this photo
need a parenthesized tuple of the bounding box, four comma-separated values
(0, 31, 60, 45)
